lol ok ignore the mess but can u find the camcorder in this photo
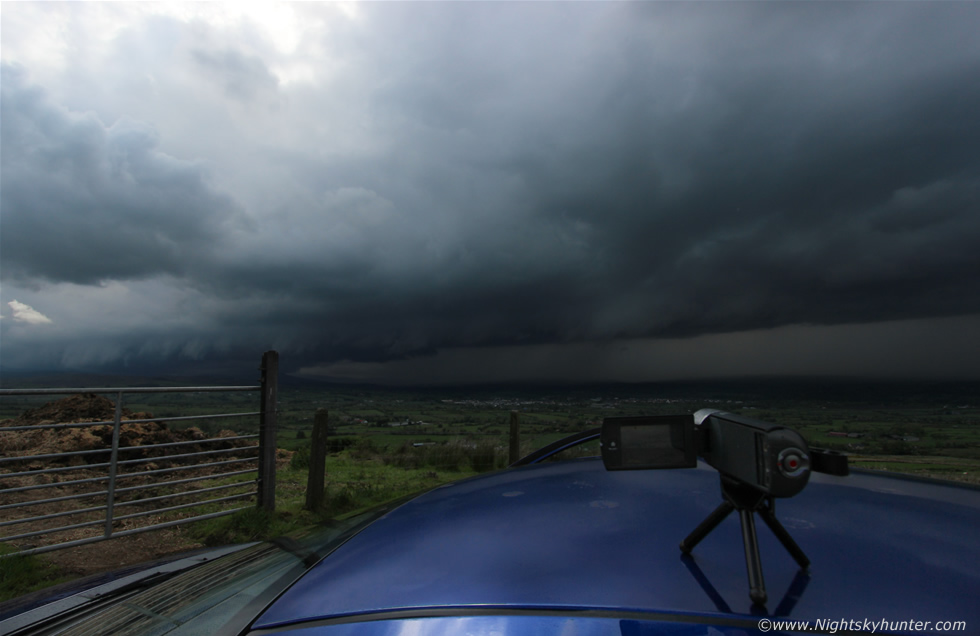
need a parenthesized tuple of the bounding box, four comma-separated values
(601, 409, 847, 496)
(600, 409, 849, 606)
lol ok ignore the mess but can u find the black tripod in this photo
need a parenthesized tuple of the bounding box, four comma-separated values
(679, 475, 811, 606)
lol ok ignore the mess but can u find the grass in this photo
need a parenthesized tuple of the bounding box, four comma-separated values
(0, 449, 478, 603)
(185, 507, 302, 547)
(185, 445, 487, 547)
(0, 543, 73, 602)
(849, 455, 980, 483)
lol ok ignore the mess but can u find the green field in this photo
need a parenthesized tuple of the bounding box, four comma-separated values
(4, 379, 978, 474)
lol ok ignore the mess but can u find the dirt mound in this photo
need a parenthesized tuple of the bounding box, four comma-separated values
(0, 394, 254, 464)
(5, 393, 134, 427)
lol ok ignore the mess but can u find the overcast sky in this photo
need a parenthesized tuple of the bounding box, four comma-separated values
(2, 2, 979, 384)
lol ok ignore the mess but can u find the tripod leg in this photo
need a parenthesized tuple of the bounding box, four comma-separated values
(680, 501, 734, 554)
(739, 509, 767, 606)
(758, 506, 810, 570)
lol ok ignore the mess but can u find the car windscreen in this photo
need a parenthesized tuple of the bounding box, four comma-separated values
(0, 505, 394, 636)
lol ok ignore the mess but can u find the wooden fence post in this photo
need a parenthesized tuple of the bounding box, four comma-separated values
(306, 409, 329, 511)
(258, 350, 279, 512)
(509, 410, 521, 465)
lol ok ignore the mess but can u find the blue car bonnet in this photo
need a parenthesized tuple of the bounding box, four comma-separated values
(253, 458, 980, 632)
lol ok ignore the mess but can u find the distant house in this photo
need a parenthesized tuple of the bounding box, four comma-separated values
(885, 434, 919, 442)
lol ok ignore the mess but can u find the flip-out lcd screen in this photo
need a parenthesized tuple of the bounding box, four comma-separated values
(601, 415, 697, 470)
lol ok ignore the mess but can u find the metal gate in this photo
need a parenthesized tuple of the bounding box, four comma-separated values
(0, 351, 278, 557)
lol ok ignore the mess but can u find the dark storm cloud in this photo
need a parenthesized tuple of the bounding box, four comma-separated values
(0, 64, 244, 285)
(2, 2, 979, 376)
(490, 2, 980, 335)
(209, 2, 980, 358)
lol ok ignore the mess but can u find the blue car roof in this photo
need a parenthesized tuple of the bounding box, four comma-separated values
(253, 458, 980, 632)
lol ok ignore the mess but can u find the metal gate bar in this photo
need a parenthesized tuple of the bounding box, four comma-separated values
(10, 508, 250, 557)
(2, 457, 258, 496)
(1, 490, 259, 541)
(0, 468, 259, 513)
(0, 412, 260, 433)
(0, 481, 259, 529)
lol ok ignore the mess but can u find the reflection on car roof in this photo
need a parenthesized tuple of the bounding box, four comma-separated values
(254, 458, 980, 632)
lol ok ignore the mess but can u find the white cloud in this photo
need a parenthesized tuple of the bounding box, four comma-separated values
(7, 300, 53, 325)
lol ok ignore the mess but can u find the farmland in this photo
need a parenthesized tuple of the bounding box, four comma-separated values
(1, 376, 978, 600)
(3, 377, 979, 480)
(273, 379, 980, 479)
